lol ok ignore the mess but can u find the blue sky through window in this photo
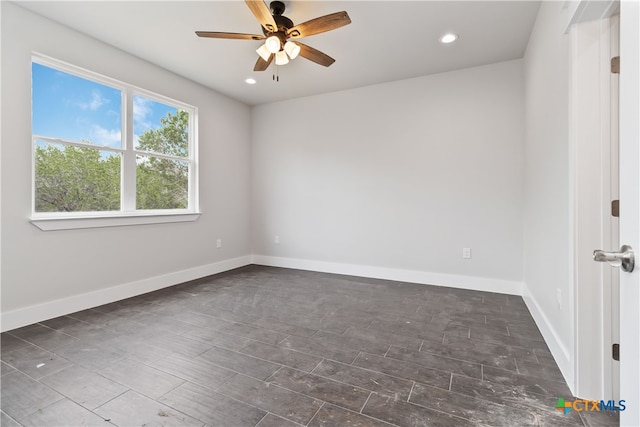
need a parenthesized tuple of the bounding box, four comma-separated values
(32, 62, 178, 149)
(133, 95, 179, 151)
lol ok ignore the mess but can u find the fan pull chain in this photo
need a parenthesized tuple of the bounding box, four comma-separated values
(272, 61, 279, 82)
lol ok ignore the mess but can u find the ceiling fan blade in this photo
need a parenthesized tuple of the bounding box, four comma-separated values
(297, 43, 335, 67)
(254, 54, 273, 71)
(196, 31, 265, 40)
(287, 11, 351, 39)
(245, 0, 278, 33)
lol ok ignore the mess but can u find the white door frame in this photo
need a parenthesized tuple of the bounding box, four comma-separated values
(569, 3, 640, 420)
(569, 4, 618, 401)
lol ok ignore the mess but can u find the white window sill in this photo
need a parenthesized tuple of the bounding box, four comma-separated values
(30, 212, 202, 231)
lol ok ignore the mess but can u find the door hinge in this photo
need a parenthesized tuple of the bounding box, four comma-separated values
(611, 56, 620, 74)
(612, 200, 620, 217)
(613, 343, 620, 361)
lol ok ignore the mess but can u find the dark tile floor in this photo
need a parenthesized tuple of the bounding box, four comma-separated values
(1, 265, 619, 426)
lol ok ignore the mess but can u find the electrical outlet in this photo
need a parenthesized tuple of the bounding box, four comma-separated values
(216, 239, 222, 249)
(557, 288, 562, 309)
(462, 248, 471, 259)
(275, 235, 280, 244)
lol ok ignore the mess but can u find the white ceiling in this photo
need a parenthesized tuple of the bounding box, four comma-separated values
(15, 1, 541, 106)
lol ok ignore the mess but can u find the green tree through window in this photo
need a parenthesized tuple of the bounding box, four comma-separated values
(35, 144, 121, 212)
(35, 110, 190, 212)
(136, 110, 190, 210)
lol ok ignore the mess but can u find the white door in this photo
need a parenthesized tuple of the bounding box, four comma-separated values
(618, 1, 640, 425)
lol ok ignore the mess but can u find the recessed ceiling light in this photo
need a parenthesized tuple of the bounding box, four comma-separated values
(245, 78, 257, 85)
(439, 33, 458, 44)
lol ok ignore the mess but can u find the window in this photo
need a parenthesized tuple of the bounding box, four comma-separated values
(31, 56, 199, 230)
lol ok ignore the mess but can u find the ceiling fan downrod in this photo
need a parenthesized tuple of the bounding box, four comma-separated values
(270, 1, 285, 16)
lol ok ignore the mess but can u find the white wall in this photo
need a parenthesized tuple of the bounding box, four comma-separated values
(522, 1, 575, 389)
(251, 60, 525, 294)
(0, 3, 252, 330)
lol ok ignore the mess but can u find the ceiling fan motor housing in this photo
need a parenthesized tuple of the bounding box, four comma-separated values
(263, 0, 293, 41)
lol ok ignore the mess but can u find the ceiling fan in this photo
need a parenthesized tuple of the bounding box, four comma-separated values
(196, 0, 351, 72)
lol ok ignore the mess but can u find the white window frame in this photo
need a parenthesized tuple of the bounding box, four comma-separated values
(30, 55, 200, 231)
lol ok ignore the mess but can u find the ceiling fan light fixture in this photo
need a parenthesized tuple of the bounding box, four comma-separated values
(265, 35, 281, 53)
(256, 44, 271, 61)
(275, 50, 289, 65)
(284, 41, 300, 59)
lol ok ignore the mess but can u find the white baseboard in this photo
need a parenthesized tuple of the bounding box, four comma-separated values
(0, 256, 252, 332)
(522, 284, 575, 394)
(251, 255, 523, 295)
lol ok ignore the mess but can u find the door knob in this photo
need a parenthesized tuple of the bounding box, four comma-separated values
(593, 245, 635, 272)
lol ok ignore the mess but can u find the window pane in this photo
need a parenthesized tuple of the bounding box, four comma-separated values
(35, 141, 121, 212)
(32, 63, 122, 148)
(134, 96, 189, 157)
(136, 155, 188, 210)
